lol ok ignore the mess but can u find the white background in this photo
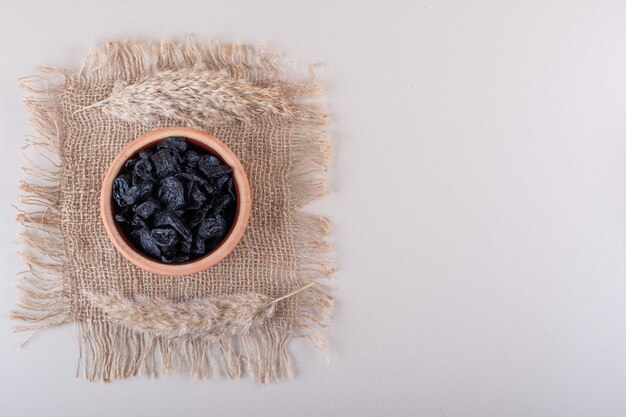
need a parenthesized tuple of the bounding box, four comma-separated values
(2, 1, 626, 416)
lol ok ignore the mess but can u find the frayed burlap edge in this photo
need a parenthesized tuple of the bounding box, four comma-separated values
(12, 37, 333, 383)
(13, 69, 71, 337)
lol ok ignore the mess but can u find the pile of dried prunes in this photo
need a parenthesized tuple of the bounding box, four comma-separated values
(112, 137, 236, 263)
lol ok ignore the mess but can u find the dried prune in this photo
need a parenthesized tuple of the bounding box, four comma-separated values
(198, 155, 232, 178)
(112, 174, 132, 207)
(180, 167, 216, 195)
(112, 137, 237, 263)
(160, 241, 178, 257)
(114, 213, 127, 223)
(114, 207, 132, 224)
(151, 148, 181, 178)
(212, 195, 232, 215)
(133, 159, 156, 184)
(161, 254, 190, 264)
(151, 227, 178, 247)
(130, 214, 148, 229)
(187, 183, 207, 209)
(197, 215, 227, 239)
(187, 205, 210, 228)
(133, 198, 160, 219)
(183, 150, 200, 168)
(179, 239, 192, 256)
(191, 236, 206, 257)
(154, 210, 193, 242)
(158, 176, 185, 209)
(157, 136, 187, 153)
(198, 154, 220, 168)
(226, 177, 236, 200)
(115, 175, 153, 207)
(133, 182, 154, 201)
(124, 158, 137, 173)
(215, 174, 230, 191)
(131, 228, 161, 258)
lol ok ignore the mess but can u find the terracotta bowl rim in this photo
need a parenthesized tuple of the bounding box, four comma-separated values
(100, 127, 251, 276)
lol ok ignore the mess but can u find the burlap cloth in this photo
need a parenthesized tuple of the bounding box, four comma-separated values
(13, 38, 333, 383)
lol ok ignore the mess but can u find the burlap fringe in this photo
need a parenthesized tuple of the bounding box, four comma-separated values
(13, 37, 333, 383)
(75, 320, 300, 382)
(12, 73, 71, 336)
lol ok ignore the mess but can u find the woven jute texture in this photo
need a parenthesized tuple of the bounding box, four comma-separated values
(13, 38, 333, 383)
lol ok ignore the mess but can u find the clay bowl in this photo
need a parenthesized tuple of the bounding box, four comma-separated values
(101, 127, 251, 276)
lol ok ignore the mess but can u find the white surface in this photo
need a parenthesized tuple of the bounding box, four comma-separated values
(2, 1, 626, 416)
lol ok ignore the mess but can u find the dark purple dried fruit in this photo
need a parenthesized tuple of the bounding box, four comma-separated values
(157, 136, 188, 153)
(114, 213, 127, 223)
(183, 150, 200, 168)
(158, 176, 185, 209)
(215, 174, 230, 190)
(154, 210, 193, 242)
(212, 195, 232, 215)
(112, 174, 132, 207)
(226, 177, 236, 200)
(160, 241, 178, 257)
(197, 215, 227, 239)
(198, 155, 232, 178)
(114, 209, 132, 224)
(199, 154, 220, 168)
(187, 205, 210, 228)
(191, 236, 206, 257)
(133, 181, 154, 201)
(113, 137, 236, 263)
(161, 254, 190, 264)
(124, 158, 137, 173)
(130, 214, 148, 229)
(151, 148, 181, 178)
(179, 239, 192, 255)
(151, 227, 178, 247)
(133, 198, 160, 219)
(131, 228, 161, 258)
(133, 159, 156, 184)
(187, 183, 207, 209)
(114, 176, 152, 207)
(182, 168, 216, 195)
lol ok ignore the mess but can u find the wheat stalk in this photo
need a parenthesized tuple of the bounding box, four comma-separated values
(74, 69, 295, 125)
(85, 283, 314, 339)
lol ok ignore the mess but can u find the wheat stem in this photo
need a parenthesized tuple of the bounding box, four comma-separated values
(257, 282, 315, 313)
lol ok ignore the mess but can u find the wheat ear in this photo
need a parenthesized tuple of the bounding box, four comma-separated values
(85, 283, 314, 339)
(73, 69, 295, 125)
